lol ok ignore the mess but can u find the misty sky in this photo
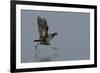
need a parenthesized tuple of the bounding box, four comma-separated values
(21, 10, 90, 63)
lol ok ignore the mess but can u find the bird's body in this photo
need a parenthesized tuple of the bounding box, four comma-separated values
(34, 16, 58, 61)
(34, 32, 58, 45)
(34, 16, 58, 45)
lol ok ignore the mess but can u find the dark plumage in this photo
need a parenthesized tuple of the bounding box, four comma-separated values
(34, 16, 58, 45)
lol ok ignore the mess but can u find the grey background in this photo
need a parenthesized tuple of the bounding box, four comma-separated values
(21, 10, 90, 63)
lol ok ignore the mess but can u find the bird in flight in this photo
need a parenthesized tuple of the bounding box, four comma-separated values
(34, 16, 58, 46)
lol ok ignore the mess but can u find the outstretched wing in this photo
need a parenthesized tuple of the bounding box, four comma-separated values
(37, 16, 49, 40)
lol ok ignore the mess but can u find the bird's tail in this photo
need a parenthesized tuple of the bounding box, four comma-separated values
(34, 40, 41, 42)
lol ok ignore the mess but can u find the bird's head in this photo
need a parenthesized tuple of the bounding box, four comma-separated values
(51, 32, 58, 37)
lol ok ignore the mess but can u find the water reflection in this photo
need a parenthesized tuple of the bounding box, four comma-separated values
(34, 44, 59, 62)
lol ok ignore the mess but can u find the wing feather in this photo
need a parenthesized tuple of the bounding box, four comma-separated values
(37, 16, 49, 40)
(37, 16, 43, 38)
